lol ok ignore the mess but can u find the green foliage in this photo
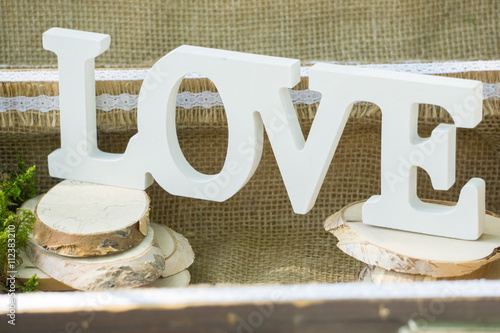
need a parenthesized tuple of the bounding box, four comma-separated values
(0, 156, 38, 291)
(0, 206, 36, 267)
(1, 155, 37, 211)
(16, 274, 40, 293)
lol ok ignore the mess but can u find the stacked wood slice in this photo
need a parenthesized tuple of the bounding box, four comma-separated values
(325, 200, 500, 283)
(19, 180, 194, 291)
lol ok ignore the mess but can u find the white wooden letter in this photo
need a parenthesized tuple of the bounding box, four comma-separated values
(128, 45, 299, 201)
(257, 63, 359, 213)
(358, 67, 485, 240)
(44, 28, 153, 189)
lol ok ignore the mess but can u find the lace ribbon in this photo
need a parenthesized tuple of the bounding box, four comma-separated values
(1, 85, 499, 113)
(2, 60, 500, 82)
(1, 60, 500, 112)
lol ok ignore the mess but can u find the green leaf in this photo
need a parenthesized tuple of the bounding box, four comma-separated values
(16, 274, 40, 293)
(0, 156, 37, 291)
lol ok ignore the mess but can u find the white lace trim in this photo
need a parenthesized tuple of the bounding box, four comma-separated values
(1, 84, 498, 113)
(304, 60, 500, 75)
(1, 60, 499, 112)
(2, 60, 500, 82)
(0, 69, 148, 82)
(484, 83, 500, 100)
(0, 69, 228, 82)
(1, 95, 59, 113)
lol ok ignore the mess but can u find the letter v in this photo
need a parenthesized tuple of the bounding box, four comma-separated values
(259, 63, 354, 214)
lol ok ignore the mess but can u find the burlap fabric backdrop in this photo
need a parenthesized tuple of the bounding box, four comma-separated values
(1, 0, 499, 67)
(1, 1, 500, 285)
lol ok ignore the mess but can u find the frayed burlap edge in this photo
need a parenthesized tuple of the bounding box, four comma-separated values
(1, 71, 500, 134)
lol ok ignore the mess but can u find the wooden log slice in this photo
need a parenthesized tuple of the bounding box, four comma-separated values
(325, 200, 500, 278)
(149, 223, 194, 277)
(142, 270, 191, 288)
(149, 222, 195, 277)
(163, 227, 195, 278)
(17, 251, 74, 291)
(358, 264, 491, 283)
(485, 259, 500, 280)
(25, 226, 165, 291)
(151, 223, 175, 260)
(16, 250, 190, 291)
(33, 180, 150, 257)
(19, 196, 75, 290)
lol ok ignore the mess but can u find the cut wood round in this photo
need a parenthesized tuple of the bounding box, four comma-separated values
(151, 222, 175, 261)
(358, 264, 491, 284)
(17, 251, 74, 291)
(17, 249, 191, 291)
(325, 200, 500, 278)
(19, 194, 42, 213)
(162, 227, 195, 278)
(149, 223, 195, 277)
(141, 270, 191, 288)
(25, 226, 165, 291)
(485, 259, 500, 280)
(33, 180, 150, 257)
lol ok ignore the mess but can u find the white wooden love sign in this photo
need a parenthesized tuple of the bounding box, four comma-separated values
(44, 28, 486, 240)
